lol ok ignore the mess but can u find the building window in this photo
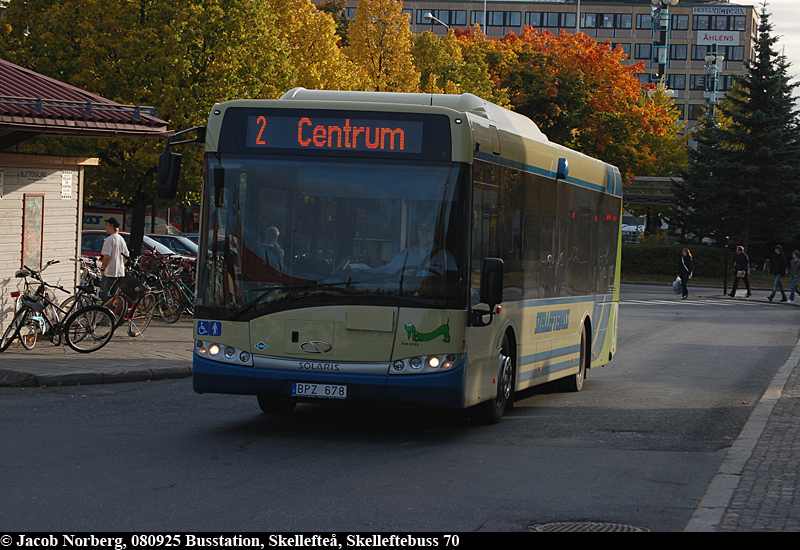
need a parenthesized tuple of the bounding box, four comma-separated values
(714, 16, 729, 31)
(672, 15, 689, 30)
(690, 75, 706, 90)
(470, 11, 483, 26)
(635, 43, 652, 60)
(668, 74, 686, 90)
(563, 13, 576, 28)
(687, 104, 706, 120)
(582, 13, 597, 28)
(638, 73, 653, 85)
(617, 14, 632, 29)
(670, 44, 687, 60)
(692, 45, 708, 61)
(636, 14, 652, 29)
(693, 15, 710, 30)
(418, 10, 466, 26)
(601, 14, 614, 28)
(734, 16, 746, 31)
(483, 11, 520, 27)
(526, 12, 541, 27)
(611, 43, 631, 58)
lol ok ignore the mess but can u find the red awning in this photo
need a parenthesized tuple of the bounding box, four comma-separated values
(0, 59, 170, 148)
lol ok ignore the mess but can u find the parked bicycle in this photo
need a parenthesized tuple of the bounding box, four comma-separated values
(150, 256, 194, 323)
(103, 258, 157, 337)
(1, 260, 116, 353)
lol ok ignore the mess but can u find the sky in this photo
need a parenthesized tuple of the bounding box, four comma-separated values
(762, 0, 800, 82)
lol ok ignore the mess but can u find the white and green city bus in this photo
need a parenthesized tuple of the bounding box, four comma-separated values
(157, 89, 622, 423)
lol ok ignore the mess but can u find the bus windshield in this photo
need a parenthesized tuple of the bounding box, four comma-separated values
(196, 155, 469, 320)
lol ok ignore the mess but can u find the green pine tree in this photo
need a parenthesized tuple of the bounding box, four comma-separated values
(675, 2, 800, 253)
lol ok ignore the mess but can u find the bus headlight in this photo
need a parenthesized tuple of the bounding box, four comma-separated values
(194, 341, 254, 367)
(389, 354, 464, 375)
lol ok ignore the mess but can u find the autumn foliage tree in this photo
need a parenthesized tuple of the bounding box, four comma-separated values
(345, 0, 420, 92)
(489, 29, 684, 182)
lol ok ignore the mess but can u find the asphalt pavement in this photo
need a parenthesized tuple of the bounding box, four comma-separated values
(0, 296, 798, 532)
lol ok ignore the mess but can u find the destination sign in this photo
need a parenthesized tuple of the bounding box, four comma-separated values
(218, 107, 452, 160)
(246, 115, 424, 154)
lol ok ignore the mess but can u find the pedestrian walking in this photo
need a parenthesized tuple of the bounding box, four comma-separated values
(678, 248, 693, 300)
(729, 245, 752, 298)
(789, 250, 800, 304)
(768, 244, 788, 302)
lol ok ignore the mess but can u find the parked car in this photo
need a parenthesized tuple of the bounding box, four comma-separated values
(146, 234, 198, 256)
(182, 232, 199, 244)
(81, 230, 195, 272)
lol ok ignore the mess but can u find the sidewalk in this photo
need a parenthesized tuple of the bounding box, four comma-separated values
(1, 317, 798, 531)
(685, 335, 800, 531)
(0, 319, 193, 387)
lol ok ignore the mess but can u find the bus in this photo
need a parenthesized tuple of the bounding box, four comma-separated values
(157, 89, 622, 423)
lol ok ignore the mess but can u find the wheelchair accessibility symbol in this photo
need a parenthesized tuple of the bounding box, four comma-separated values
(196, 321, 222, 337)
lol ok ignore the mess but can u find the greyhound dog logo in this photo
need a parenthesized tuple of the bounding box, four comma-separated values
(404, 320, 450, 343)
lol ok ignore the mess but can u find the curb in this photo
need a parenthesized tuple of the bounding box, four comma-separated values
(0, 365, 192, 388)
(684, 334, 800, 531)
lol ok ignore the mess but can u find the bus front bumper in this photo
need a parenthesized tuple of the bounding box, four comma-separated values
(193, 355, 466, 409)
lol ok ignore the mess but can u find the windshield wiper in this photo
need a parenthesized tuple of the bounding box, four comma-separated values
(227, 281, 359, 320)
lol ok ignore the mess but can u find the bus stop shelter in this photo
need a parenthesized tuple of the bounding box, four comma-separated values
(0, 59, 169, 330)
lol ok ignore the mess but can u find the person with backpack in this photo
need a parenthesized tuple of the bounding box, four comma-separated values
(768, 244, 788, 302)
(729, 245, 752, 298)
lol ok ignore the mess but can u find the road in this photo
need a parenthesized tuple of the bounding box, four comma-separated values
(1, 284, 797, 532)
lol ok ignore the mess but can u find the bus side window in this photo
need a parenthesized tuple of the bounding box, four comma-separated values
(472, 178, 500, 304)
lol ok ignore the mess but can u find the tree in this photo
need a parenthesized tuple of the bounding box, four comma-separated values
(345, 0, 420, 92)
(317, 0, 351, 47)
(489, 29, 684, 183)
(674, 3, 800, 251)
(269, 0, 363, 91)
(0, 0, 295, 256)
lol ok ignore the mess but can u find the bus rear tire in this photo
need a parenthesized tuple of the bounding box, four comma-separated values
(560, 323, 588, 392)
(257, 395, 297, 414)
(481, 334, 515, 424)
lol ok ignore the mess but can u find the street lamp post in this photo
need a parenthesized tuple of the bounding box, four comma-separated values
(424, 12, 449, 32)
(704, 46, 725, 117)
(651, 0, 679, 82)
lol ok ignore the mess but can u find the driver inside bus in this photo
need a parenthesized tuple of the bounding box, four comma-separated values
(374, 213, 457, 278)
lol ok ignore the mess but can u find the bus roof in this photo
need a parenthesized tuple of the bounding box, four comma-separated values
(279, 88, 549, 144)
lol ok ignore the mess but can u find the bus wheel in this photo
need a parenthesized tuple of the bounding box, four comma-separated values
(257, 395, 297, 414)
(482, 334, 515, 424)
(561, 324, 588, 392)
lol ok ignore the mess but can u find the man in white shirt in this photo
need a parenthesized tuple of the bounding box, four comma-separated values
(100, 217, 129, 298)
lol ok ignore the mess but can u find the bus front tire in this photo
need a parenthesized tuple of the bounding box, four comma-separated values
(481, 334, 515, 424)
(257, 395, 297, 414)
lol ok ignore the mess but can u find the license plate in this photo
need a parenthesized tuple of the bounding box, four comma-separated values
(291, 382, 347, 400)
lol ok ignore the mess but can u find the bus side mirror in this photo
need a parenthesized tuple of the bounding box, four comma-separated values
(480, 258, 504, 310)
(156, 149, 182, 199)
(473, 258, 503, 327)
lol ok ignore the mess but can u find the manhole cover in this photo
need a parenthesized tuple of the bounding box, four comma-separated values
(530, 522, 650, 533)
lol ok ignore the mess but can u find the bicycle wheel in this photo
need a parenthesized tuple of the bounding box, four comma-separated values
(0, 307, 33, 352)
(64, 305, 115, 353)
(104, 294, 128, 328)
(159, 283, 184, 324)
(129, 293, 156, 335)
(19, 322, 38, 350)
